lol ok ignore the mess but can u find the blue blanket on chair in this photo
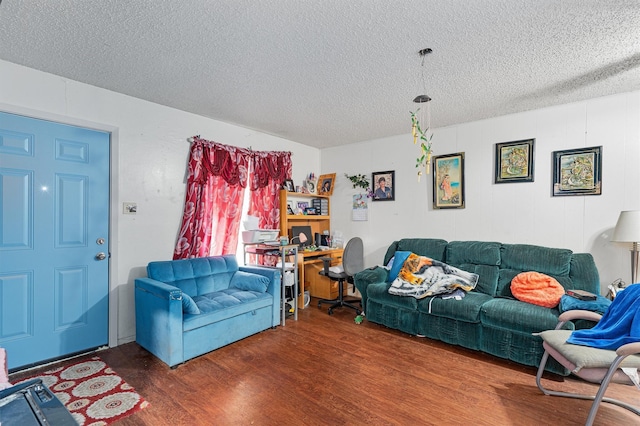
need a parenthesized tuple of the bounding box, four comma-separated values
(567, 283, 640, 350)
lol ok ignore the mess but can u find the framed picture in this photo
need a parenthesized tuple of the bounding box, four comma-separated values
(286, 201, 295, 215)
(304, 179, 317, 194)
(318, 173, 336, 196)
(495, 138, 535, 183)
(283, 179, 295, 192)
(552, 146, 602, 196)
(371, 170, 395, 201)
(433, 152, 465, 209)
(297, 201, 309, 214)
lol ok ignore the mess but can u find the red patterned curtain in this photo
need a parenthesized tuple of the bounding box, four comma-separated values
(248, 150, 292, 230)
(247, 150, 292, 266)
(173, 137, 250, 259)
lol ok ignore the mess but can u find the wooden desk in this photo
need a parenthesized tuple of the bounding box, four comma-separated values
(297, 248, 344, 307)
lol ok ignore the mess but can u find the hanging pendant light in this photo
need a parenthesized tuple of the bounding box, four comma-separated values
(411, 48, 433, 181)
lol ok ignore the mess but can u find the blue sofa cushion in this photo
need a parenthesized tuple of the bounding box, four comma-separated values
(230, 271, 270, 293)
(194, 288, 268, 313)
(147, 255, 239, 296)
(184, 289, 273, 332)
(559, 294, 611, 315)
(388, 251, 412, 281)
(182, 293, 201, 315)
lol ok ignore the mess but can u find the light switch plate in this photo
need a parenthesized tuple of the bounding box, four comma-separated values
(123, 202, 137, 214)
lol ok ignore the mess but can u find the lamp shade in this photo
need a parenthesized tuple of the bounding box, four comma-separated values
(612, 210, 640, 242)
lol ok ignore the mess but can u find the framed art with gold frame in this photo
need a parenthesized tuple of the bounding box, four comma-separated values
(318, 173, 336, 196)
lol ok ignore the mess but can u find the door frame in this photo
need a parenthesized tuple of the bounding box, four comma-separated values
(1, 102, 120, 349)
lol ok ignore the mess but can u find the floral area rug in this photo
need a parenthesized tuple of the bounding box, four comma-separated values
(14, 356, 148, 425)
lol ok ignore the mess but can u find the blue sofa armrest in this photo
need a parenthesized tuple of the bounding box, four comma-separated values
(135, 277, 184, 367)
(354, 267, 390, 312)
(239, 265, 281, 327)
(135, 277, 182, 300)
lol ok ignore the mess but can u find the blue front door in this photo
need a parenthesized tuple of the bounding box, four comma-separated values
(0, 111, 110, 371)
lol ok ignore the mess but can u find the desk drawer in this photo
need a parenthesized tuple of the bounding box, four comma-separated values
(306, 261, 340, 299)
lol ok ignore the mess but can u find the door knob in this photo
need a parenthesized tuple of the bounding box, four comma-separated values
(95, 252, 107, 261)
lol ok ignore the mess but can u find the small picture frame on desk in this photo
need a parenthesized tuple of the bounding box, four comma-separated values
(304, 207, 317, 215)
(286, 203, 295, 215)
(304, 179, 317, 194)
(283, 179, 295, 192)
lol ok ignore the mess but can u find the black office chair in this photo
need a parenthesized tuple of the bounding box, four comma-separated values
(318, 237, 364, 315)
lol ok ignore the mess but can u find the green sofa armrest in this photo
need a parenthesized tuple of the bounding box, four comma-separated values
(570, 253, 600, 294)
(354, 267, 390, 312)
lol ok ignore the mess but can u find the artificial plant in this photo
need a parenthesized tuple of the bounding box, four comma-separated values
(344, 173, 373, 198)
(411, 108, 433, 180)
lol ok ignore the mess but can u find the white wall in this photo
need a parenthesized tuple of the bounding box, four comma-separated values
(0, 60, 320, 345)
(3, 58, 638, 348)
(323, 91, 640, 293)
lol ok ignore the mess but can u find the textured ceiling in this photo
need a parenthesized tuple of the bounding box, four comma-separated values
(1, 1, 639, 148)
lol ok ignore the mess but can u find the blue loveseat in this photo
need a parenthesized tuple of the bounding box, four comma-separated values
(135, 255, 281, 367)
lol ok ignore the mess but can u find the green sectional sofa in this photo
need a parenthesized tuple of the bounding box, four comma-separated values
(354, 238, 600, 375)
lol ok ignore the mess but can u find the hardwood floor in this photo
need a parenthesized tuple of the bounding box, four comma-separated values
(10, 300, 639, 425)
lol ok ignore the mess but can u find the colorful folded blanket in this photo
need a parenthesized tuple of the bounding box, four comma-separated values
(388, 253, 478, 299)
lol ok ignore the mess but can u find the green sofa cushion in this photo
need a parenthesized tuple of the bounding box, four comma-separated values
(367, 282, 418, 311)
(417, 291, 493, 323)
(445, 241, 501, 296)
(480, 298, 569, 334)
(393, 239, 448, 262)
(446, 241, 501, 266)
(453, 263, 499, 296)
(501, 244, 572, 276)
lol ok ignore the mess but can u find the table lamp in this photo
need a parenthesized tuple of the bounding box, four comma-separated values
(612, 210, 640, 284)
(290, 232, 308, 246)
